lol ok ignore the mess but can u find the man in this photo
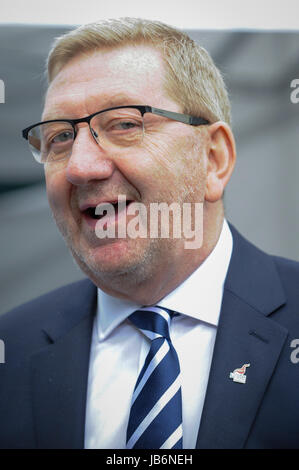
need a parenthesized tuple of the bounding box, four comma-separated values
(0, 18, 298, 449)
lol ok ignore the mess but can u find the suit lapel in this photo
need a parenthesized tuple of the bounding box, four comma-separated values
(30, 279, 97, 449)
(196, 290, 288, 448)
(196, 225, 288, 449)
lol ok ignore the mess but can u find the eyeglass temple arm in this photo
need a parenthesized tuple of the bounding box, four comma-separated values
(149, 106, 210, 126)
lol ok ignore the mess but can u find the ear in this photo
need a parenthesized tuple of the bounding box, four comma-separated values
(205, 121, 236, 202)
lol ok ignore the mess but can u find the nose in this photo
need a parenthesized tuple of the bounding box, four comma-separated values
(65, 125, 115, 185)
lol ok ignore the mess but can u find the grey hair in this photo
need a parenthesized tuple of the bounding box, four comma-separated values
(46, 17, 231, 125)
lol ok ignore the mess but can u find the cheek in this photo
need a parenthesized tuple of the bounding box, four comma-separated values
(144, 134, 206, 197)
(45, 166, 70, 215)
(118, 135, 184, 183)
(114, 134, 206, 203)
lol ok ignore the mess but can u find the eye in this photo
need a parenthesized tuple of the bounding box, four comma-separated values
(108, 119, 142, 132)
(42, 127, 74, 162)
(51, 130, 74, 143)
(115, 120, 138, 130)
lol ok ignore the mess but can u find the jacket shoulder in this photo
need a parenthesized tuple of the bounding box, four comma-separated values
(271, 255, 299, 307)
(228, 223, 299, 319)
(272, 254, 299, 278)
(0, 278, 95, 336)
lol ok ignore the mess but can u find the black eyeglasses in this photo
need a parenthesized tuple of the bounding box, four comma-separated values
(22, 105, 210, 164)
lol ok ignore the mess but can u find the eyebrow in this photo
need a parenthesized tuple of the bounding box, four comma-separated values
(42, 93, 144, 122)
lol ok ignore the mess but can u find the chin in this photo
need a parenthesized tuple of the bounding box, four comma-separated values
(71, 237, 156, 283)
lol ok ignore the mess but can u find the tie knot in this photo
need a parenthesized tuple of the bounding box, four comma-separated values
(129, 306, 173, 341)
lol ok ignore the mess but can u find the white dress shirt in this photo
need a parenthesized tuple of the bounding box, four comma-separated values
(84, 219, 233, 449)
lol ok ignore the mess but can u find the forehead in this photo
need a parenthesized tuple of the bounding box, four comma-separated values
(43, 45, 171, 119)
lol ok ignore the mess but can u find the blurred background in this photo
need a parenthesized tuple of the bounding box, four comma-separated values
(0, 0, 298, 315)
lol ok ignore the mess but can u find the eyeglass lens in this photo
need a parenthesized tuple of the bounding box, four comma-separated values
(27, 107, 145, 163)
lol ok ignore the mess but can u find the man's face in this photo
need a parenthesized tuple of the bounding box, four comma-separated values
(43, 45, 208, 297)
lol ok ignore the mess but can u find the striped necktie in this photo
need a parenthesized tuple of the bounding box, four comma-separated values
(126, 306, 183, 449)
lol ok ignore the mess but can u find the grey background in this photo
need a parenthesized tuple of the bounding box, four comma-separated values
(0, 24, 298, 315)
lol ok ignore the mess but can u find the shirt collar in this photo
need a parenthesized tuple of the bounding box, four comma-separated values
(96, 219, 233, 340)
(158, 219, 233, 326)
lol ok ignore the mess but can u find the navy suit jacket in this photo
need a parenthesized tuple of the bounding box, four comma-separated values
(0, 225, 299, 449)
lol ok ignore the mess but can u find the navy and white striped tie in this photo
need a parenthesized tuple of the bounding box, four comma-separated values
(126, 306, 183, 449)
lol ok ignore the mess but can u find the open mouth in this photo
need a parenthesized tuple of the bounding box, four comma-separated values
(83, 199, 133, 221)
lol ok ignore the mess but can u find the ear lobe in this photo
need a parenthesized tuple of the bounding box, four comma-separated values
(205, 121, 236, 203)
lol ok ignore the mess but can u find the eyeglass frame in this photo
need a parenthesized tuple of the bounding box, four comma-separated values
(22, 104, 210, 155)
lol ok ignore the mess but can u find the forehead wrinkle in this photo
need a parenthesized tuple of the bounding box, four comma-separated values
(42, 91, 87, 120)
(43, 89, 150, 121)
(85, 91, 147, 112)
(44, 66, 96, 120)
(43, 45, 173, 121)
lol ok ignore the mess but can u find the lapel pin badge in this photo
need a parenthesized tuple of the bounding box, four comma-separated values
(229, 363, 250, 384)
